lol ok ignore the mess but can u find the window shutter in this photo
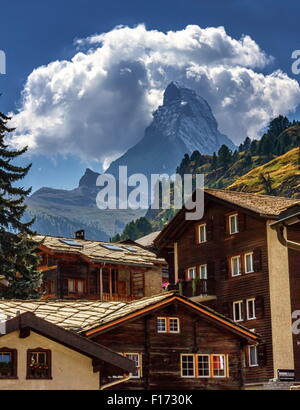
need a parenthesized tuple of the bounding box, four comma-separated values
(220, 258, 229, 280)
(255, 296, 265, 319)
(194, 224, 199, 244)
(241, 300, 245, 321)
(253, 248, 262, 272)
(257, 344, 267, 367)
(244, 346, 249, 367)
(62, 279, 68, 297)
(238, 213, 246, 232)
(207, 219, 214, 241)
(207, 261, 215, 280)
(222, 302, 231, 318)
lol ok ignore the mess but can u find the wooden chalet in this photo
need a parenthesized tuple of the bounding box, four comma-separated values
(35, 232, 165, 302)
(154, 189, 300, 389)
(0, 292, 259, 390)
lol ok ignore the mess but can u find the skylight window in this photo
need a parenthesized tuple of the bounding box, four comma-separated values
(60, 240, 83, 247)
(123, 246, 138, 253)
(101, 244, 124, 252)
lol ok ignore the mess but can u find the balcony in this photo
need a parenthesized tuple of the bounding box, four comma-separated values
(169, 279, 216, 302)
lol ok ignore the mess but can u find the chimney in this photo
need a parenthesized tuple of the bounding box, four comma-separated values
(75, 230, 85, 240)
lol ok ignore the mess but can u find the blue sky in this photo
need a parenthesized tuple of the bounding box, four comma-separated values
(1, 0, 300, 192)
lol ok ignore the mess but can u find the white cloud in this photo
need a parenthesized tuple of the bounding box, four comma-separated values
(9, 24, 300, 166)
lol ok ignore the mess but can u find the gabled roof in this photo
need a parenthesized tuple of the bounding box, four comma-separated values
(83, 292, 260, 343)
(35, 235, 165, 268)
(1, 312, 135, 373)
(205, 189, 300, 217)
(136, 231, 162, 248)
(155, 189, 300, 248)
(0, 293, 259, 343)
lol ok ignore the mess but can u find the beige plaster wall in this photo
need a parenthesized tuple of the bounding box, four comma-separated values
(0, 331, 100, 390)
(267, 221, 294, 377)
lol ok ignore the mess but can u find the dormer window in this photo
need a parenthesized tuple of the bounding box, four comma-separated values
(198, 224, 207, 243)
(229, 214, 239, 235)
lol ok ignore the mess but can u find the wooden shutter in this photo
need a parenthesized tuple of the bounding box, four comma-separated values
(222, 302, 231, 318)
(220, 258, 229, 280)
(206, 219, 214, 241)
(257, 344, 267, 366)
(253, 248, 262, 272)
(222, 216, 228, 237)
(255, 296, 265, 319)
(243, 345, 249, 367)
(207, 261, 215, 280)
(238, 213, 246, 232)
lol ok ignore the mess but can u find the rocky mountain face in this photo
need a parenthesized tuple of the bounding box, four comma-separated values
(106, 82, 235, 179)
(25, 82, 235, 240)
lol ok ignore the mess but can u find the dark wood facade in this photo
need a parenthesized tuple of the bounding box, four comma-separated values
(155, 193, 300, 387)
(39, 252, 158, 302)
(90, 299, 257, 390)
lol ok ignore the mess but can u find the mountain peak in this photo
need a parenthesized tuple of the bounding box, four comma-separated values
(79, 168, 100, 187)
(163, 81, 196, 106)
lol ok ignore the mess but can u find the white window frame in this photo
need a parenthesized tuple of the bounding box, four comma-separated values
(198, 224, 207, 243)
(211, 354, 227, 378)
(229, 214, 239, 235)
(233, 300, 243, 322)
(181, 354, 195, 378)
(187, 267, 197, 280)
(248, 345, 259, 367)
(246, 298, 256, 320)
(197, 354, 211, 378)
(168, 317, 180, 334)
(199, 264, 208, 280)
(245, 252, 254, 274)
(157, 317, 167, 333)
(231, 256, 242, 277)
(123, 353, 142, 378)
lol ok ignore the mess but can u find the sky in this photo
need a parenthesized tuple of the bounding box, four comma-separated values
(1, 0, 300, 192)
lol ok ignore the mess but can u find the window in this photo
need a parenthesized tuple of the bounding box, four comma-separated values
(68, 279, 85, 295)
(187, 267, 197, 280)
(245, 253, 254, 273)
(199, 264, 208, 280)
(212, 355, 227, 377)
(181, 355, 195, 378)
(198, 224, 207, 243)
(229, 214, 239, 235)
(231, 256, 241, 277)
(233, 300, 243, 322)
(181, 354, 228, 379)
(60, 240, 83, 247)
(169, 318, 180, 333)
(101, 244, 124, 252)
(157, 318, 167, 333)
(246, 298, 256, 320)
(0, 349, 17, 379)
(157, 317, 180, 334)
(27, 349, 51, 380)
(197, 355, 210, 378)
(124, 353, 142, 378)
(249, 345, 258, 367)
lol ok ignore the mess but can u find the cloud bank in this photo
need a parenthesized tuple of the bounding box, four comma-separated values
(9, 24, 300, 166)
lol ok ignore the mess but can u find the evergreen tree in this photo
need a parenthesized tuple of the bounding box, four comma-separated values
(0, 111, 42, 299)
(211, 152, 218, 170)
(217, 145, 232, 169)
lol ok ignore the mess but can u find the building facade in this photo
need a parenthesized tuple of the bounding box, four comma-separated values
(155, 189, 300, 388)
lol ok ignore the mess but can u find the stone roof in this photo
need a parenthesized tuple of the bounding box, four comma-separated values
(0, 293, 172, 333)
(206, 189, 300, 217)
(35, 235, 165, 267)
(136, 231, 162, 248)
(0, 292, 259, 342)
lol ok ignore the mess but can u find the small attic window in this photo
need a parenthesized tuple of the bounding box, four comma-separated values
(101, 244, 124, 252)
(60, 240, 83, 247)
